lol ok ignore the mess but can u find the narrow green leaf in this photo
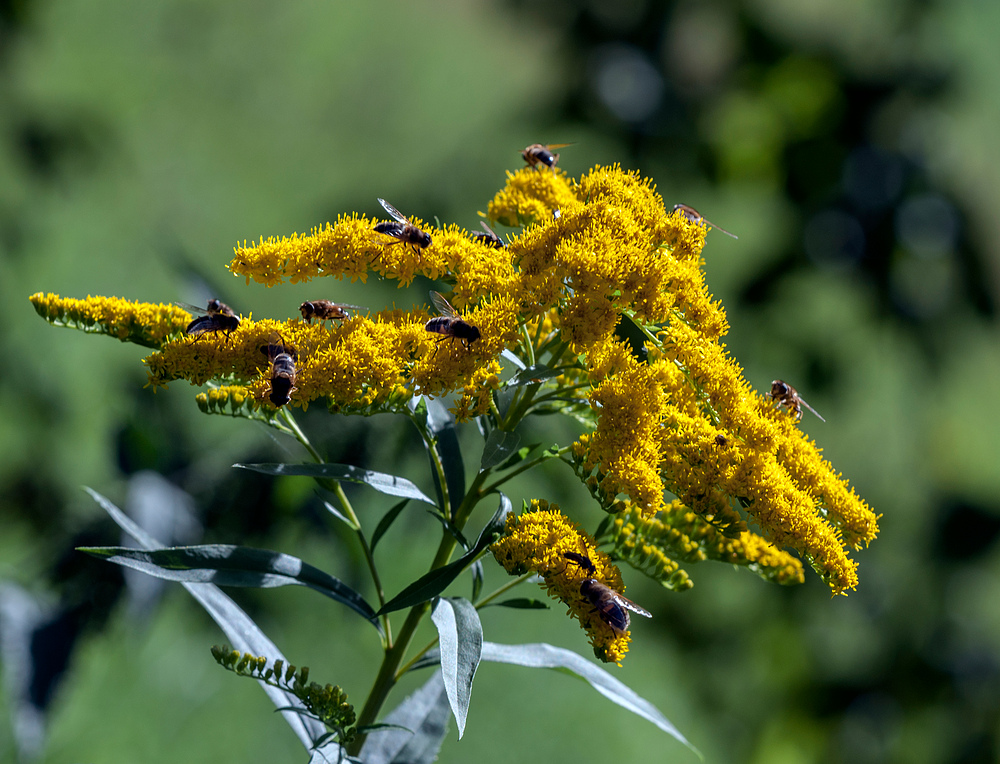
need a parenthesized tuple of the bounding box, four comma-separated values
(495, 444, 537, 472)
(481, 598, 550, 610)
(506, 364, 562, 388)
(425, 398, 465, 516)
(371, 499, 410, 553)
(614, 313, 649, 364)
(470, 560, 484, 603)
(423, 508, 471, 550)
(480, 430, 521, 471)
(407, 395, 429, 430)
(376, 494, 511, 616)
(80, 543, 380, 629)
(496, 385, 517, 421)
(84, 488, 328, 753)
(320, 498, 359, 531)
(358, 671, 449, 764)
(431, 598, 482, 739)
(500, 348, 526, 370)
(481, 641, 699, 757)
(235, 462, 435, 506)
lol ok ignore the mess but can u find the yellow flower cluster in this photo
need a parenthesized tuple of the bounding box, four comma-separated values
(491, 502, 633, 665)
(29, 293, 189, 349)
(606, 500, 804, 588)
(30, 161, 878, 597)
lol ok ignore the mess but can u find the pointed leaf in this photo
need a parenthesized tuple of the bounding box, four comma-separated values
(407, 395, 429, 430)
(320, 497, 358, 531)
(480, 430, 521, 471)
(423, 508, 471, 550)
(377, 494, 511, 616)
(495, 444, 537, 472)
(425, 398, 465, 516)
(506, 364, 562, 388)
(481, 598, 550, 610)
(84, 488, 328, 752)
(79, 543, 380, 630)
(470, 560, 484, 603)
(431, 598, 482, 739)
(370, 499, 410, 553)
(235, 463, 435, 506)
(614, 313, 649, 364)
(359, 671, 450, 764)
(501, 348, 526, 370)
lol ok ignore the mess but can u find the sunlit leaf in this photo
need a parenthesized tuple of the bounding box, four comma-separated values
(431, 598, 482, 739)
(84, 488, 328, 752)
(371, 499, 410, 553)
(480, 430, 521, 471)
(235, 462, 435, 507)
(80, 543, 380, 629)
(424, 398, 465, 516)
(481, 598, 550, 610)
(377, 494, 511, 616)
(501, 348, 526, 370)
(359, 671, 450, 764)
(506, 364, 562, 388)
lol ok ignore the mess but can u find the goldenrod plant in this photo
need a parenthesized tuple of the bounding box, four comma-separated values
(30, 161, 878, 762)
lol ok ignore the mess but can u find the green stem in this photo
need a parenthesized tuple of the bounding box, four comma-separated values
(413, 414, 452, 521)
(475, 572, 533, 609)
(348, 457, 492, 756)
(519, 322, 536, 367)
(393, 571, 534, 679)
(279, 408, 392, 643)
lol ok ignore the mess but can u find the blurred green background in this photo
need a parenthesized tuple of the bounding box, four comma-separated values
(3, 0, 1000, 761)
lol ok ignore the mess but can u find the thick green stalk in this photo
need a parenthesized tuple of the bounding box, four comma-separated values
(347, 468, 491, 756)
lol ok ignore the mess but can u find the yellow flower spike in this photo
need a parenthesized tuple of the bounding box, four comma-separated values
(491, 503, 633, 665)
(452, 360, 502, 422)
(29, 292, 190, 349)
(486, 167, 582, 227)
(609, 499, 803, 588)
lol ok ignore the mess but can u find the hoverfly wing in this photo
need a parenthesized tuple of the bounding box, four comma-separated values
(798, 397, 826, 422)
(477, 221, 505, 247)
(175, 301, 209, 317)
(429, 290, 459, 319)
(702, 217, 739, 240)
(614, 593, 652, 619)
(377, 197, 409, 225)
(544, 142, 574, 150)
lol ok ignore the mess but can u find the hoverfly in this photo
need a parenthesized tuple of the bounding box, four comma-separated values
(562, 552, 652, 636)
(425, 290, 481, 351)
(179, 298, 240, 340)
(260, 335, 297, 407)
(373, 198, 432, 255)
(672, 203, 739, 239)
(521, 142, 572, 170)
(470, 221, 505, 249)
(769, 379, 825, 422)
(299, 300, 366, 325)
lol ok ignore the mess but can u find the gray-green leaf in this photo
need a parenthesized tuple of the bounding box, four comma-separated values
(430, 598, 482, 739)
(480, 429, 521, 471)
(235, 462, 436, 506)
(376, 494, 511, 616)
(80, 543, 380, 630)
(84, 488, 328, 752)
